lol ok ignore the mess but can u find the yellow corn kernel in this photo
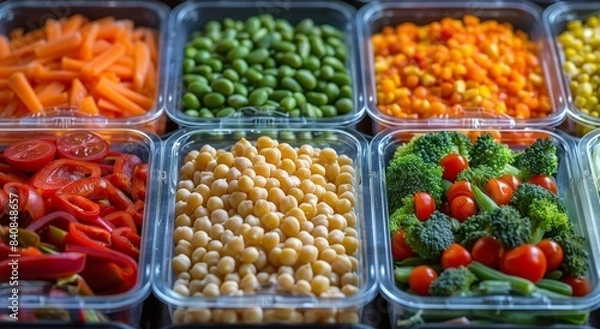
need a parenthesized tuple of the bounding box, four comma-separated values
(528, 73, 543, 87)
(421, 74, 436, 87)
(454, 80, 466, 93)
(479, 85, 491, 98)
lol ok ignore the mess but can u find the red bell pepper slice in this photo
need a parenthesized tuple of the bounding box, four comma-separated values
(114, 154, 142, 180)
(131, 164, 148, 201)
(58, 177, 132, 211)
(67, 222, 111, 250)
(0, 171, 26, 187)
(104, 211, 136, 232)
(0, 243, 42, 261)
(54, 194, 100, 222)
(126, 200, 145, 227)
(31, 159, 102, 197)
(0, 252, 86, 281)
(111, 227, 140, 260)
(99, 163, 114, 176)
(4, 182, 45, 221)
(105, 173, 131, 194)
(98, 201, 117, 217)
(26, 211, 78, 234)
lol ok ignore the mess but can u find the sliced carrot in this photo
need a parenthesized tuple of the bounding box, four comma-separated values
(39, 92, 69, 108)
(0, 79, 9, 89)
(45, 19, 62, 41)
(97, 98, 121, 113)
(0, 40, 45, 65)
(37, 82, 65, 98)
(95, 77, 144, 115)
(81, 43, 125, 77)
(95, 17, 116, 29)
(62, 57, 84, 71)
(10, 29, 45, 51)
(133, 28, 145, 41)
(79, 22, 99, 61)
(103, 79, 153, 108)
(116, 56, 134, 67)
(8, 72, 43, 113)
(0, 36, 10, 58)
(91, 39, 111, 55)
(45, 62, 61, 71)
(9, 28, 24, 40)
(70, 78, 88, 106)
(143, 29, 158, 63)
(0, 91, 14, 104)
(35, 32, 82, 59)
(33, 67, 79, 82)
(78, 95, 99, 115)
(133, 41, 150, 91)
(143, 59, 156, 94)
(97, 22, 125, 41)
(107, 64, 133, 80)
(0, 63, 40, 79)
(63, 14, 86, 35)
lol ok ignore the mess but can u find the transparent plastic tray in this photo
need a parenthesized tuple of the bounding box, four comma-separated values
(358, 1, 566, 129)
(165, 1, 365, 128)
(0, 128, 161, 325)
(1, 324, 133, 329)
(162, 325, 375, 329)
(152, 128, 377, 323)
(370, 128, 600, 327)
(0, 1, 169, 134)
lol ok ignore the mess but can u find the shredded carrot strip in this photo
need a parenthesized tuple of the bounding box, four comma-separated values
(8, 72, 43, 113)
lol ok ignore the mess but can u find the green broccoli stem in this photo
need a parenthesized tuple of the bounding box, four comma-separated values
(535, 278, 573, 296)
(544, 270, 563, 280)
(529, 227, 545, 245)
(468, 261, 536, 295)
(471, 186, 498, 212)
(503, 164, 523, 180)
(396, 257, 432, 266)
(394, 266, 414, 284)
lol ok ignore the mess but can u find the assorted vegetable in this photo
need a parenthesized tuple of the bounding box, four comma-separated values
(371, 16, 551, 119)
(0, 15, 158, 118)
(180, 16, 353, 119)
(171, 136, 360, 323)
(0, 131, 148, 299)
(387, 131, 590, 325)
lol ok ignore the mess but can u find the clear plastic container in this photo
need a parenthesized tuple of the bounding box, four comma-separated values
(544, 2, 600, 138)
(165, 1, 365, 128)
(414, 325, 595, 329)
(370, 128, 600, 328)
(358, 1, 567, 131)
(162, 325, 375, 329)
(152, 128, 377, 323)
(0, 1, 169, 134)
(1, 324, 133, 329)
(0, 128, 161, 325)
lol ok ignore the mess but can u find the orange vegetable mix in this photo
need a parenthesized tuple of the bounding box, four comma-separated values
(371, 15, 551, 119)
(0, 15, 159, 118)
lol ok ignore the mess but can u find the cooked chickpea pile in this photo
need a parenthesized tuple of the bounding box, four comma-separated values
(558, 16, 600, 117)
(372, 15, 551, 119)
(171, 136, 361, 324)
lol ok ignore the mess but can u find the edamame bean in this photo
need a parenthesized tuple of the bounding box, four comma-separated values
(322, 24, 343, 38)
(185, 47, 197, 59)
(188, 81, 212, 98)
(199, 108, 214, 118)
(320, 66, 335, 80)
(183, 59, 195, 74)
(232, 59, 248, 74)
(252, 28, 268, 43)
(272, 41, 295, 53)
(331, 72, 350, 86)
(302, 56, 320, 71)
(335, 46, 348, 62)
(224, 18, 236, 29)
(184, 109, 199, 117)
(324, 83, 340, 101)
(182, 93, 201, 109)
(280, 96, 297, 112)
(295, 70, 317, 90)
(216, 107, 236, 117)
(205, 21, 221, 32)
(244, 68, 263, 84)
(282, 53, 302, 68)
(290, 109, 301, 117)
(340, 85, 352, 99)
(191, 37, 213, 50)
(321, 105, 337, 117)
(270, 90, 292, 102)
(301, 103, 319, 117)
(194, 50, 211, 63)
(335, 98, 352, 114)
(215, 39, 237, 53)
(234, 83, 248, 97)
(211, 78, 235, 96)
(227, 95, 248, 108)
(227, 46, 250, 61)
(310, 37, 327, 57)
(245, 17, 261, 34)
(249, 89, 269, 106)
(306, 92, 328, 106)
(264, 68, 278, 76)
(323, 56, 345, 72)
(260, 14, 275, 30)
(223, 69, 240, 82)
(281, 77, 302, 92)
(265, 58, 276, 68)
(223, 28, 237, 40)
(297, 40, 310, 58)
(293, 92, 307, 107)
(278, 65, 296, 78)
(192, 65, 212, 76)
(296, 19, 314, 34)
(206, 59, 223, 72)
(183, 74, 207, 86)
(247, 48, 270, 64)
(203, 92, 226, 108)
(259, 75, 278, 88)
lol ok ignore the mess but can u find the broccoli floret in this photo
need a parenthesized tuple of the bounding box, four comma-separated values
(429, 266, 478, 296)
(393, 131, 471, 164)
(460, 206, 530, 249)
(386, 154, 444, 211)
(470, 134, 513, 172)
(514, 138, 559, 180)
(389, 197, 420, 234)
(456, 165, 501, 189)
(550, 232, 588, 277)
(528, 198, 573, 244)
(510, 183, 566, 216)
(405, 211, 454, 261)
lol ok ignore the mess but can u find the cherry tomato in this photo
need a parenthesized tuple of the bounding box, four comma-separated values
(500, 244, 547, 282)
(536, 239, 564, 272)
(499, 174, 521, 191)
(561, 276, 591, 297)
(450, 196, 477, 222)
(485, 178, 514, 205)
(414, 192, 436, 221)
(392, 231, 416, 261)
(447, 181, 474, 203)
(4, 139, 56, 172)
(440, 154, 469, 181)
(441, 243, 472, 269)
(56, 131, 109, 162)
(528, 175, 558, 194)
(471, 237, 504, 269)
(30, 159, 102, 197)
(408, 265, 438, 296)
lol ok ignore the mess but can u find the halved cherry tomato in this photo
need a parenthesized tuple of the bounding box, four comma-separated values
(440, 154, 469, 182)
(499, 174, 521, 191)
(528, 175, 558, 194)
(114, 154, 143, 180)
(392, 231, 416, 261)
(471, 236, 504, 269)
(111, 227, 141, 260)
(536, 239, 564, 272)
(31, 159, 102, 197)
(409, 265, 438, 296)
(414, 192, 436, 221)
(450, 195, 476, 222)
(56, 131, 109, 162)
(561, 276, 591, 297)
(441, 243, 472, 269)
(4, 139, 56, 172)
(485, 178, 514, 205)
(500, 244, 547, 282)
(447, 181, 474, 203)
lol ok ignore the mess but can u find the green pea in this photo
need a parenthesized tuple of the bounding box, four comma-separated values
(215, 39, 237, 53)
(183, 74, 207, 86)
(185, 47, 198, 59)
(194, 50, 211, 63)
(293, 92, 307, 107)
(182, 92, 201, 109)
(278, 65, 296, 78)
(296, 18, 314, 34)
(321, 105, 337, 117)
(245, 17, 261, 34)
(297, 40, 310, 58)
(188, 81, 212, 98)
(206, 59, 223, 72)
(272, 41, 295, 53)
(335, 97, 352, 115)
(323, 83, 340, 101)
(199, 108, 214, 118)
(280, 96, 297, 112)
(265, 58, 276, 69)
(191, 37, 213, 50)
(248, 89, 269, 106)
(234, 83, 248, 97)
(227, 46, 250, 61)
(203, 92, 226, 108)
(184, 109, 199, 117)
(210, 78, 235, 96)
(252, 28, 268, 43)
(301, 103, 318, 117)
(306, 92, 328, 106)
(264, 68, 278, 76)
(182, 59, 195, 74)
(216, 107, 236, 118)
(295, 70, 317, 90)
(247, 48, 270, 64)
(302, 55, 320, 71)
(193, 65, 212, 77)
(282, 53, 302, 68)
(331, 72, 350, 86)
(310, 37, 327, 57)
(227, 95, 248, 108)
(340, 85, 352, 98)
(259, 75, 278, 88)
(232, 59, 248, 74)
(223, 69, 239, 82)
(270, 90, 292, 102)
(205, 21, 221, 32)
(244, 68, 263, 84)
(281, 77, 302, 92)
(323, 56, 345, 72)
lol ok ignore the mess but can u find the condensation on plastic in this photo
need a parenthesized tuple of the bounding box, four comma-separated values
(152, 128, 377, 320)
(370, 128, 600, 327)
(0, 1, 169, 134)
(357, 0, 567, 130)
(165, 1, 365, 129)
(0, 128, 161, 325)
(545, 1, 600, 137)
